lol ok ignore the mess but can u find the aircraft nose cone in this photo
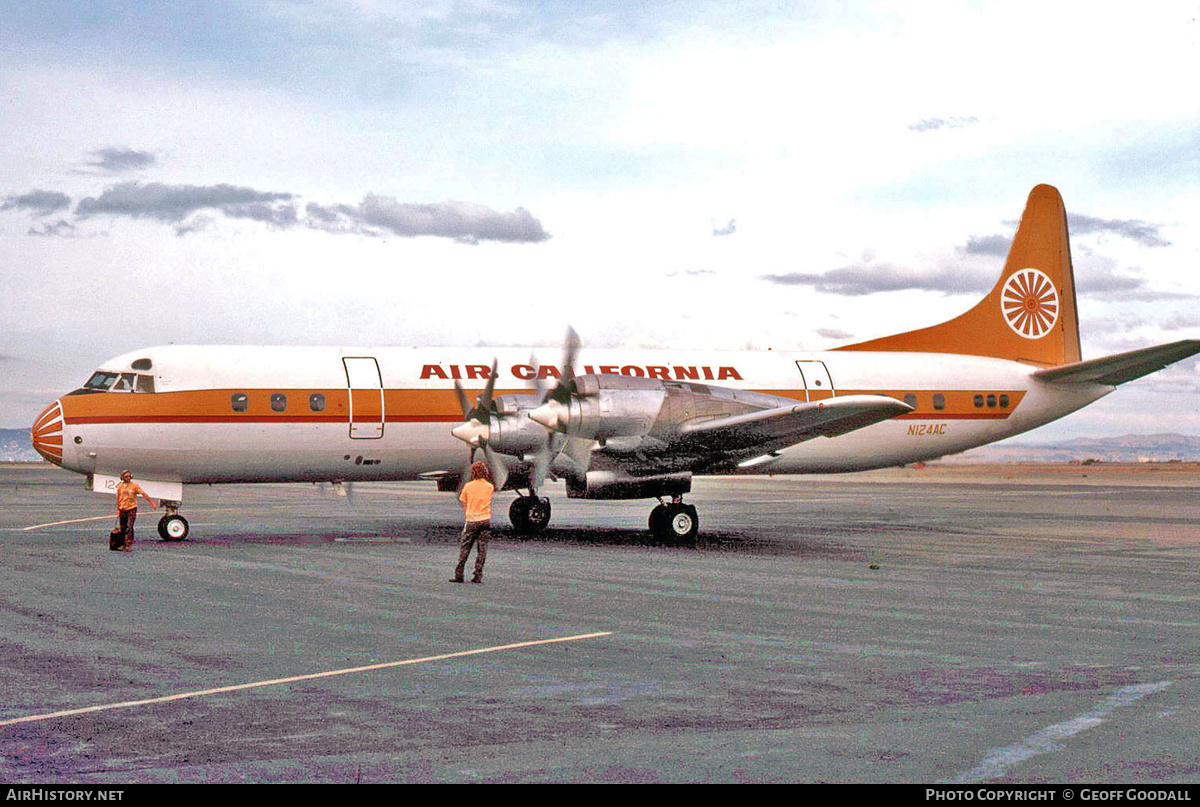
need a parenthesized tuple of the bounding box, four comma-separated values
(31, 401, 65, 466)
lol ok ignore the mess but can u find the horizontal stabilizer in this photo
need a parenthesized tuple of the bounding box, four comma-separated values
(678, 394, 912, 455)
(1033, 340, 1200, 386)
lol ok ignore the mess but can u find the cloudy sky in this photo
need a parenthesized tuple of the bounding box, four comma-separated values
(3, 1, 1198, 442)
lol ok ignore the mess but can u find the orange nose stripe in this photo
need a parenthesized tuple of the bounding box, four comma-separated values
(31, 401, 64, 465)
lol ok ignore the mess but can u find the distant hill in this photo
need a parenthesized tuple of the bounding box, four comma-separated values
(948, 433, 1200, 463)
(0, 428, 42, 463)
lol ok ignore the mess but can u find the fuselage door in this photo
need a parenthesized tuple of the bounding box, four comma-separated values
(343, 357, 384, 439)
(795, 360, 835, 402)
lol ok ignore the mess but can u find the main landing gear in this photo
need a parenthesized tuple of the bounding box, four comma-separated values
(157, 500, 189, 542)
(510, 491, 551, 534)
(648, 496, 699, 544)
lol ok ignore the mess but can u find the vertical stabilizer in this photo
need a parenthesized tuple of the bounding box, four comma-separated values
(835, 184, 1081, 366)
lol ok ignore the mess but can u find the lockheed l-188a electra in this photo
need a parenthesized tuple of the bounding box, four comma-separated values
(31, 185, 1200, 542)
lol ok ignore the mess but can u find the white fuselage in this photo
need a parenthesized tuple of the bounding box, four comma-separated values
(42, 345, 1111, 488)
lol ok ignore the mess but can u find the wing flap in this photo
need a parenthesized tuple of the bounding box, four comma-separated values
(677, 394, 912, 454)
(1033, 340, 1200, 386)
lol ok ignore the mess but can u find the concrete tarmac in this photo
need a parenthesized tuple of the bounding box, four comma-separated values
(1, 463, 1198, 783)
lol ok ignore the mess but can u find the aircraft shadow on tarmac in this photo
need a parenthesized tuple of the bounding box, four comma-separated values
(164, 521, 869, 561)
(471, 524, 872, 561)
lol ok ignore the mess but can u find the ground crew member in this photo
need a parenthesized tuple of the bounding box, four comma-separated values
(451, 461, 494, 583)
(115, 470, 156, 551)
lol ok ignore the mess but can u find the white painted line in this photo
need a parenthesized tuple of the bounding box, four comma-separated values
(0, 632, 613, 727)
(21, 515, 114, 531)
(20, 507, 242, 531)
(943, 681, 1173, 783)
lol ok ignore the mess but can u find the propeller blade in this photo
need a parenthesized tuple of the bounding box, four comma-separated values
(529, 352, 549, 403)
(562, 327, 579, 370)
(453, 379, 473, 419)
(456, 457, 474, 492)
(451, 360, 498, 454)
(476, 359, 499, 412)
(482, 443, 509, 491)
(542, 327, 581, 406)
(531, 431, 567, 489)
(559, 327, 580, 391)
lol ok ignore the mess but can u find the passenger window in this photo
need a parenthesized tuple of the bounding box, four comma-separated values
(973, 394, 984, 408)
(999, 394, 1010, 408)
(933, 394, 945, 411)
(309, 393, 326, 412)
(271, 393, 288, 412)
(987, 394, 997, 408)
(231, 393, 249, 412)
(903, 394, 917, 409)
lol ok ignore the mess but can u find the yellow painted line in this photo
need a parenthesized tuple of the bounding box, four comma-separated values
(0, 632, 613, 727)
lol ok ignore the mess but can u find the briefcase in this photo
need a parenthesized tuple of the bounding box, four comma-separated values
(109, 528, 124, 551)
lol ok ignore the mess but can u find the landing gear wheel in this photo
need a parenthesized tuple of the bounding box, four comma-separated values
(158, 514, 189, 542)
(510, 496, 551, 534)
(525, 496, 551, 532)
(648, 504, 669, 534)
(651, 503, 698, 544)
(509, 497, 528, 532)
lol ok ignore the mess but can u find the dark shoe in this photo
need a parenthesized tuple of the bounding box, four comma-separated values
(449, 577, 464, 583)
(471, 578, 483, 584)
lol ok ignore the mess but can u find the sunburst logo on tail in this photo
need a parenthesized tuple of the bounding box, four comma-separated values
(1001, 268, 1059, 339)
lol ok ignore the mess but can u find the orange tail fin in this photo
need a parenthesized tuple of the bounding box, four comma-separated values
(835, 184, 1081, 367)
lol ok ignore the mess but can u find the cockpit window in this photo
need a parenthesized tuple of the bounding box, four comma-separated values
(81, 371, 155, 393)
(84, 371, 120, 391)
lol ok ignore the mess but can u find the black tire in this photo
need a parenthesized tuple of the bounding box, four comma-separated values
(158, 514, 189, 542)
(509, 497, 531, 532)
(648, 504, 668, 534)
(653, 503, 698, 544)
(525, 497, 551, 532)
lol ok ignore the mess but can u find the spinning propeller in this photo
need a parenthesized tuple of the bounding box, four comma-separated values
(450, 360, 508, 490)
(528, 326, 581, 433)
(526, 327, 591, 484)
(447, 329, 588, 493)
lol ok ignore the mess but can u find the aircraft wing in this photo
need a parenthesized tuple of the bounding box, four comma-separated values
(1032, 340, 1200, 386)
(675, 394, 912, 456)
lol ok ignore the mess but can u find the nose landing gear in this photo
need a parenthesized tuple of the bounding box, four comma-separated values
(157, 501, 189, 541)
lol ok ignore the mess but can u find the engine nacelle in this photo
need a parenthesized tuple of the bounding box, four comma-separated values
(545, 375, 667, 441)
(485, 394, 548, 457)
(566, 469, 691, 500)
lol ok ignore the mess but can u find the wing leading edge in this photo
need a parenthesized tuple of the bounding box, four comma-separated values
(677, 394, 913, 456)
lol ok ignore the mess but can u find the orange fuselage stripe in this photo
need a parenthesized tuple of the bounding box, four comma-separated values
(58, 387, 1027, 425)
